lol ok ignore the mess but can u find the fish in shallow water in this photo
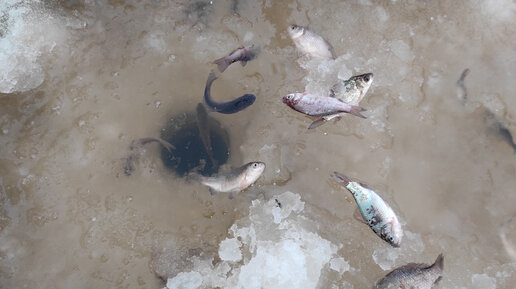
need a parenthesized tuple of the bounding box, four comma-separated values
(283, 92, 366, 128)
(196, 103, 217, 168)
(287, 24, 336, 59)
(204, 71, 256, 114)
(124, 137, 175, 176)
(213, 45, 258, 73)
(331, 172, 403, 247)
(193, 162, 265, 199)
(330, 73, 374, 105)
(374, 253, 444, 289)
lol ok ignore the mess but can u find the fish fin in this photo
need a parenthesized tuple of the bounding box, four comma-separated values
(209, 187, 218, 196)
(348, 105, 367, 119)
(433, 253, 444, 271)
(213, 57, 230, 73)
(186, 172, 202, 183)
(240, 60, 247, 67)
(308, 118, 328, 129)
(353, 207, 368, 224)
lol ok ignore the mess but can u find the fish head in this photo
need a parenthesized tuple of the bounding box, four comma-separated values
(234, 94, 256, 110)
(288, 24, 305, 39)
(282, 93, 301, 107)
(244, 162, 266, 182)
(381, 220, 403, 247)
(353, 73, 374, 93)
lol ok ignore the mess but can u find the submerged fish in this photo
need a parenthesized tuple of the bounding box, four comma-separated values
(196, 103, 217, 168)
(213, 45, 258, 73)
(456, 68, 470, 104)
(204, 71, 256, 114)
(124, 137, 175, 176)
(194, 162, 266, 199)
(331, 172, 403, 247)
(374, 254, 444, 289)
(283, 92, 366, 128)
(330, 73, 374, 105)
(288, 24, 336, 60)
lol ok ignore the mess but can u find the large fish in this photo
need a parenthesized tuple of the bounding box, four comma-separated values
(374, 254, 444, 289)
(194, 162, 265, 199)
(213, 45, 258, 73)
(283, 92, 366, 129)
(331, 172, 403, 247)
(288, 24, 336, 59)
(204, 71, 256, 114)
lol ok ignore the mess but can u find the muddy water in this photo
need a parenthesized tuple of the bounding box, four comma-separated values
(1, 0, 516, 288)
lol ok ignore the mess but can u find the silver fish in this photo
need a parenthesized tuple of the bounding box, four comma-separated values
(374, 254, 444, 289)
(288, 24, 336, 60)
(195, 162, 265, 199)
(213, 45, 258, 73)
(330, 73, 374, 105)
(331, 172, 403, 247)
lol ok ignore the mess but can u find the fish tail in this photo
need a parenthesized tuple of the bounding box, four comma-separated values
(433, 253, 444, 271)
(331, 171, 351, 186)
(348, 105, 367, 119)
(213, 57, 230, 73)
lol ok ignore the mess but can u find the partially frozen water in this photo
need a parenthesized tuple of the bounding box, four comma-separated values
(1, 0, 516, 288)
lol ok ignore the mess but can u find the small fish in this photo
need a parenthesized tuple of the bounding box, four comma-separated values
(193, 162, 266, 199)
(124, 137, 175, 176)
(374, 254, 444, 289)
(456, 68, 470, 104)
(196, 103, 217, 167)
(331, 172, 403, 247)
(288, 24, 336, 59)
(330, 73, 374, 105)
(283, 92, 366, 128)
(213, 45, 258, 73)
(204, 71, 256, 114)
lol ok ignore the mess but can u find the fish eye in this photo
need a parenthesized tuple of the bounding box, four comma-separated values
(364, 75, 370, 81)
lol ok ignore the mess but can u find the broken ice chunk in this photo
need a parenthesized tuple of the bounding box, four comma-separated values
(218, 238, 242, 262)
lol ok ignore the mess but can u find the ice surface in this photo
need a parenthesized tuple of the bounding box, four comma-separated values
(471, 273, 496, 289)
(329, 257, 350, 274)
(372, 231, 425, 270)
(218, 238, 242, 262)
(0, 1, 69, 93)
(166, 192, 338, 289)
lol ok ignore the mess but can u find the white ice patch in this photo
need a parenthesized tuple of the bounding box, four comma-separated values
(389, 40, 415, 62)
(329, 257, 350, 274)
(166, 192, 337, 289)
(471, 273, 496, 289)
(0, 1, 69, 93)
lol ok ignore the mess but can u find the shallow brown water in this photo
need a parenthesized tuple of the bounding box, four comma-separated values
(1, 0, 516, 288)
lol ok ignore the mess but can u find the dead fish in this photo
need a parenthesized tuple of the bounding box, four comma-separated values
(283, 92, 366, 129)
(456, 68, 470, 104)
(193, 162, 265, 199)
(204, 71, 256, 114)
(331, 172, 403, 247)
(330, 73, 374, 105)
(374, 254, 444, 289)
(288, 24, 336, 60)
(124, 137, 175, 176)
(308, 73, 374, 129)
(213, 45, 258, 73)
(196, 103, 217, 168)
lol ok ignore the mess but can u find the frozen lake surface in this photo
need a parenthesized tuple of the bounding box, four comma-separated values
(1, 0, 516, 288)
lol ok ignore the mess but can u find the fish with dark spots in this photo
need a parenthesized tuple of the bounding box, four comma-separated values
(374, 254, 444, 289)
(331, 172, 403, 247)
(213, 45, 258, 73)
(204, 71, 256, 114)
(124, 137, 175, 176)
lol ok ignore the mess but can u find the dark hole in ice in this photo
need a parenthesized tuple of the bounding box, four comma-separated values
(160, 110, 230, 176)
